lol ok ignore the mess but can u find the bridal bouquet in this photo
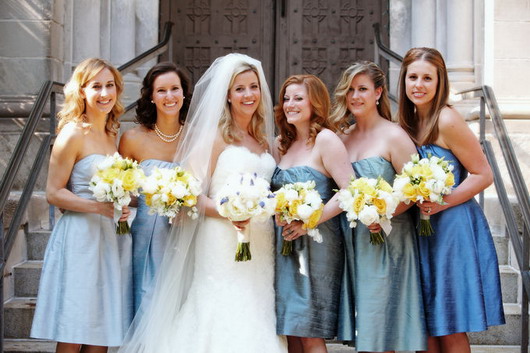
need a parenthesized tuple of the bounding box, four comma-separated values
(216, 172, 277, 262)
(141, 166, 202, 222)
(337, 176, 399, 245)
(274, 180, 324, 255)
(393, 153, 455, 236)
(89, 152, 145, 234)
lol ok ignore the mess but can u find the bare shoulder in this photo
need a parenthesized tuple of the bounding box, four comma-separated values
(54, 122, 84, 149)
(315, 128, 341, 144)
(380, 120, 414, 144)
(438, 106, 466, 130)
(118, 126, 148, 160)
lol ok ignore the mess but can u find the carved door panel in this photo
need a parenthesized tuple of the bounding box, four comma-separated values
(160, 0, 275, 88)
(275, 0, 388, 91)
(161, 0, 388, 95)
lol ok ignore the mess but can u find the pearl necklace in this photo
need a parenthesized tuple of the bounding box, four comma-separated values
(154, 124, 183, 143)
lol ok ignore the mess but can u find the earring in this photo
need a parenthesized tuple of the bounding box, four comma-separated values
(228, 99, 231, 103)
(151, 100, 154, 104)
(376, 100, 379, 106)
(183, 96, 186, 99)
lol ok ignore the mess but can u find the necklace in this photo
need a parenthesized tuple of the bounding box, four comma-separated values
(154, 123, 183, 143)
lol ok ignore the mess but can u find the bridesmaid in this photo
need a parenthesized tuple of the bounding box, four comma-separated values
(272, 74, 354, 353)
(398, 47, 505, 353)
(119, 62, 191, 312)
(31, 58, 132, 352)
(330, 61, 426, 352)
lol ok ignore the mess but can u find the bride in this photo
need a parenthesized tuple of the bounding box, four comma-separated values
(119, 54, 287, 353)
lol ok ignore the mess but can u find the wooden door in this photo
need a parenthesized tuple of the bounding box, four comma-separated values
(160, 0, 388, 97)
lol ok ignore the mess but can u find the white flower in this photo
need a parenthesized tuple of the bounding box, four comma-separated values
(358, 205, 379, 226)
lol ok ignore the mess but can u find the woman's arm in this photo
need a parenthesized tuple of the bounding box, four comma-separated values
(46, 124, 115, 218)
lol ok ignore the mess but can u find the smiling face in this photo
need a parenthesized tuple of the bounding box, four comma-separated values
(283, 83, 312, 127)
(151, 71, 184, 119)
(227, 70, 261, 120)
(405, 60, 439, 112)
(346, 73, 382, 118)
(82, 68, 117, 118)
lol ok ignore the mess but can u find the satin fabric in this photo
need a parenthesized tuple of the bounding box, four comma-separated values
(341, 156, 427, 351)
(130, 159, 177, 313)
(272, 166, 344, 338)
(417, 144, 505, 336)
(31, 154, 133, 346)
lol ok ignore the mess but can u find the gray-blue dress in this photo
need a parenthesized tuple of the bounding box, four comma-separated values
(342, 157, 427, 351)
(272, 166, 344, 338)
(31, 154, 133, 346)
(131, 159, 177, 313)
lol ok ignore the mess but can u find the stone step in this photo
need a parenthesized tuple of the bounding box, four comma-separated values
(326, 343, 521, 352)
(13, 261, 42, 297)
(500, 265, 519, 304)
(493, 232, 509, 266)
(3, 297, 37, 339)
(469, 303, 522, 346)
(26, 230, 51, 261)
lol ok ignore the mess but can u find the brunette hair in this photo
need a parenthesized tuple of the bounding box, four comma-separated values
(136, 62, 192, 129)
(397, 47, 450, 145)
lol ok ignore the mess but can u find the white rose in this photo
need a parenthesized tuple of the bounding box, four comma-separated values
(296, 204, 314, 221)
(171, 182, 188, 199)
(92, 182, 110, 202)
(358, 205, 379, 226)
(284, 189, 299, 202)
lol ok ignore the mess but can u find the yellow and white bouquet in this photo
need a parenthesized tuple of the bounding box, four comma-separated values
(141, 166, 202, 222)
(337, 176, 399, 245)
(89, 152, 145, 234)
(274, 180, 324, 255)
(216, 172, 277, 262)
(393, 153, 455, 236)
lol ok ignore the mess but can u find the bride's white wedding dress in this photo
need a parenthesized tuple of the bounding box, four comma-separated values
(163, 145, 287, 352)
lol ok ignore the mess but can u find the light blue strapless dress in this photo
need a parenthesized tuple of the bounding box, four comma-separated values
(31, 154, 133, 346)
(131, 159, 177, 313)
(417, 144, 505, 336)
(340, 157, 427, 351)
(272, 166, 344, 338)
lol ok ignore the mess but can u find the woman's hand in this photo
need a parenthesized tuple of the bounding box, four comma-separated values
(119, 205, 131, 221)
(367, 223, 382, 233)
(417, 200, 447, 216)
(275, 214, 287, 227)
(95, 202, 116, 219)
(232, 219, 250, 232)
(282, 220, 307, 241)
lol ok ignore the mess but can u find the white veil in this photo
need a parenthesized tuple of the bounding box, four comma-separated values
(119, 53, 275, 353)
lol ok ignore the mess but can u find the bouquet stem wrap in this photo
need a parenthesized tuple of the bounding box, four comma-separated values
(114, 207, 130, 235)
(235, 226, 251, 262)
(418, 213, 434, 236)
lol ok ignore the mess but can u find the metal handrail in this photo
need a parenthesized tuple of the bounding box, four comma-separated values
(0, 21, 173, 352)
(372, 23, 402, 103)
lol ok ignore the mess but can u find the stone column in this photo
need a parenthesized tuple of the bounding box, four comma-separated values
(446, 0, 475, 85)
(72, 0, 101, 64)
(136, 0, 160, 80)
(411, 0, 436, 47)
(389, 0, 411, 100)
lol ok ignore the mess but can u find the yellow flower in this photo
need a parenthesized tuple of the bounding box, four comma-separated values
(275, 193, 287, 213)
(167, 193, 177, 206)
(121, 169, 138, 191)
(445, 172, 455, 187)
(373, 198, 387, 215)
(183, 194, 197, 207)
(420, 164, 433, 179)
(290, 199, 302, 217)
(99, 167, 120, 183)
(402, 183, 417, 201)
(306, 205, 323, 229)
(418, 181, 430, 199)
(353, 194, 366, 214)
(378, 179, 393, 193)
(145, 194, 153, 206)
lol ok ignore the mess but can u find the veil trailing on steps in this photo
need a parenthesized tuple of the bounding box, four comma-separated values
(118, 53, 275, 352)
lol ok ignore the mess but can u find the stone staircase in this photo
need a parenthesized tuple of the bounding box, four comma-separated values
(1, 193, 525, 353)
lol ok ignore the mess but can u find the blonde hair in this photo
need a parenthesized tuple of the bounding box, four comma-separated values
(57, 58, 124, 135)
(219, 64, 268, 146)
(397, 47, 450, 145)
(331, 61, 391, 132)
(274, 75, 331, 155)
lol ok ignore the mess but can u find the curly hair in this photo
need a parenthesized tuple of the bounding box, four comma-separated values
(136, 62, 192, 129)
(397, 47, 450, 145)
(331, 61, 392, 133)
(57, 58, 124, 135)
(220, 64, 268, 147)
(274, 75, 331, 155)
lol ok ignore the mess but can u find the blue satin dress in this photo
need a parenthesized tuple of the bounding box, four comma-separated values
(340, 157, 427, 351)
(272, 166, 344, 338)
(417, 144, 505, 336)
(31, 154, 133, 346)
(131, 159, 177, 313)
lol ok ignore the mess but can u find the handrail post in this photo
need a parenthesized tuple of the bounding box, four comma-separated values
(479, 95, 486, 209)
(1, 214, 4, 353)
(49, 92, 56, 230)
(522, 221, 529, 353)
